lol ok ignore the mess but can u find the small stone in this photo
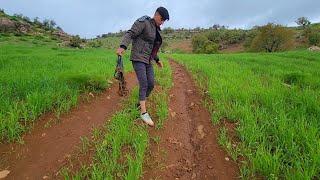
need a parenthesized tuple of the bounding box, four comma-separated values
(207, 165, 213, 169)
(0, 170, 10, 179)
(232, 143, 237, 147)
(43, 175, 49, 179)
(171, 112, 176, 118)
(107, 96, 111, 100)
(41, 133, 46, 137)
(308, 45, 320, 51)
(197, 125, 205, 139)
(192, 173, 196, 179)
(88, 92, 94, 97)
(225, 157, 230, 161)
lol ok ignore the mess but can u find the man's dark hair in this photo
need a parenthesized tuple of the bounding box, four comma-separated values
(156, 7, 169, 21)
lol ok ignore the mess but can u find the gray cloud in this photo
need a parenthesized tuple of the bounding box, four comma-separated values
(1, 0, 320, 38)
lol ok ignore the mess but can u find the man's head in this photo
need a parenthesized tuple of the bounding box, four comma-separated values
(154, 7, 169, 27)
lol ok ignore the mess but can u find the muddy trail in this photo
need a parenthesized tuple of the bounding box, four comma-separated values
(143, 60, 239, 180)
(0, 72, 137, 179)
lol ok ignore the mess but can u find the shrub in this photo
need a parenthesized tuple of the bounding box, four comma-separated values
(69, 35, 82, 48)
(308, 31, 320, 46)
(88, 40, 102, 48)
(203, 41, 219, 54)
(192, 34, 218, 54)
(250, 23, 294, 52)
(244, 29, 259, 50)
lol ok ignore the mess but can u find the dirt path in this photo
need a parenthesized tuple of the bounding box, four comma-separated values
(0, 72, 137, 179)
(143, 60, 239, 180)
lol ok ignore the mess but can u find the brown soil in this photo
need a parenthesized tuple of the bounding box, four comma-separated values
(170, 39, 193, 53)
(142, 60, 239, 180)
(220, 43, 245, 53)
(0, 72, 137, 180)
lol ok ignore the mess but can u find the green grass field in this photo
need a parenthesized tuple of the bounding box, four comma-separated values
(0, 37, 132, 142)
(1, 33, 320, 179)
(171, 51, 320, 178)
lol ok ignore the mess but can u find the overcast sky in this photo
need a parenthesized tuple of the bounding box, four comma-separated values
(1, 0, 320, 38)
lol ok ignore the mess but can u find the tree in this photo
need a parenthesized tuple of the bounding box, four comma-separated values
(43, 19, 50, 29)
(42, 19, 56, 30)
(295, 17, 311, 29)
(212, 24, 220, 30)
(22, 16, 31, 23)
(56, 26, 63, 31)
(13, 13, 23, 19)
(49, 20, 56, 29)
(33, 17, 42, 26)
(250, 23, 294, 52)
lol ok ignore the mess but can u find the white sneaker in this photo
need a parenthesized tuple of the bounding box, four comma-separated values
(140, 112, 154, 126)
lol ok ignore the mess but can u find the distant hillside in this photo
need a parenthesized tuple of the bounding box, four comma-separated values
(0, 9, 87, 48)
(92, 21, 320, 53)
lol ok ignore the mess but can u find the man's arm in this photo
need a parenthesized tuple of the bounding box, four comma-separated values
(120, 20, 145, 50)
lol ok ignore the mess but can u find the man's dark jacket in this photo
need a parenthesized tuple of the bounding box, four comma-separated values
(120, 16, 162, 64)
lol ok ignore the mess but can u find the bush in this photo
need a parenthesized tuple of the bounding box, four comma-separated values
(88, 40, 103, 48)
(192, 34, 207, 53)
(250, 23, 294, 52)
(308, 31, 320, 46)
(206, 29, 247, 45)
(69, 35, 82, 48)
(244, 29, 259, 50)
(203, 41, 219, 54)
(192, 34, 218, 54)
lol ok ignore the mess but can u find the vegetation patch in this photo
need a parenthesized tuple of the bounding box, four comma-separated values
(61, 60, 172, 179)
(172, 50, 320, 179)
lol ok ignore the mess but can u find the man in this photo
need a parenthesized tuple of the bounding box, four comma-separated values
(116, 7, 169, 126)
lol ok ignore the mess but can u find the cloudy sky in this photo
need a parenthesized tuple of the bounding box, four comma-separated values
(1, 0, 320, 38)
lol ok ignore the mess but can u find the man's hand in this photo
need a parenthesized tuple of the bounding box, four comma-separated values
(116, 47, 125, 56)
(156, 60, 163, 68)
